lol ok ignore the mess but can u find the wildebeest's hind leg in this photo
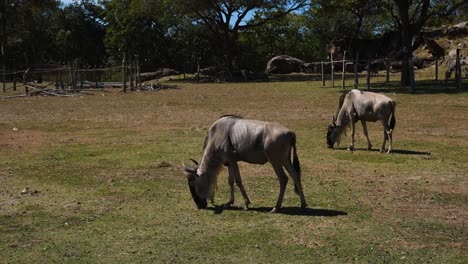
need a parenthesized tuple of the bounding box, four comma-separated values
(380, 120, 389, 153)
(229, 162, 251, 209)
(283, 162, 307, 209)
(361, 121, 372, 150)
(386, 128, 393, 154)
(270, 163, 289, 213)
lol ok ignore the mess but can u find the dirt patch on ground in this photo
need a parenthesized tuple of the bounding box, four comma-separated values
(0, 129, 51, 154)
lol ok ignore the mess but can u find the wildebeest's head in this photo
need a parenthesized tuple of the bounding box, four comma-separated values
(183, 159, 208, 209)
(327, 116, 342, 148)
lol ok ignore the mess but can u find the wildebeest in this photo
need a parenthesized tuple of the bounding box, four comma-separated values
(327, 89, 396, 153)
(183, 115, 307, 213)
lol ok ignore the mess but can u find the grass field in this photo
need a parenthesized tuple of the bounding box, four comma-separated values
(0, 78, 467, 263)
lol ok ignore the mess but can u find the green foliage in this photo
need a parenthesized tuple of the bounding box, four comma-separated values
(0, 0, 466, 74)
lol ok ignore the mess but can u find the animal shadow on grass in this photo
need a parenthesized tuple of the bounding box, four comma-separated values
(331, 147, 430, 155)
(209, 205, 347, 216)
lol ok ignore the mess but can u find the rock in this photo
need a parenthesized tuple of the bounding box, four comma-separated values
(265, 55, 305, 74)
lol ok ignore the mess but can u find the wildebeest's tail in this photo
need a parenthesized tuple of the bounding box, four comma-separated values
(389, 100, 396, 131)
(290, 132, 301, 195)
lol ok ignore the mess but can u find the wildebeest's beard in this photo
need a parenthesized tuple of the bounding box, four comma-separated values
(327, 125, 334, 148)
(183, 160, 207, 209)
(327, 123, 342, 148)
(187, 176, 207, 209)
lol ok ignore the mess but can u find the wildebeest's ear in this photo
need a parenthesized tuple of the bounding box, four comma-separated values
(181, 161, 194, 172)
(332, 115, 336, 122)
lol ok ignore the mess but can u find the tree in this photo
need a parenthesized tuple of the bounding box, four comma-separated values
(384, 0, 466, 86)
(173, 0, 309, 74)
(54, 0, 106, 66)
(103, 0, 173, 69)
(2, 0, 61, 67)
(240, 13, 319, 70)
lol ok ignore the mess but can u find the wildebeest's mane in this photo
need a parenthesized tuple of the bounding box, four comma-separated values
(337, 91, 349, 113)
(220, 114, 243, 119)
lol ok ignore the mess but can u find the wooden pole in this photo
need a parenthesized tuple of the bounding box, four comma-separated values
(1, 42, 5, 93)
(68, 61, 75, 90)
(130, 60, 134, 91)
(455, 49, 462, 89)
(196, 59, 200, 83)
(55, 69, 59, 89)
(79, 69, 83, 89)
(122, 53, 127, 92)
(60, 69, 64, 90)
(2, 61, 5, 93)
(12, 59, 16, 91)
(23, 68, 29, 94)
(354, 52, 359, 88)
(136, 55, 141, 88)
(95, 67, 98, 89)
(435, 57, 439, 81)
(366, 60, 371, 91)
(321, 61, 325, 87)
(409, 56, 415, 90)
(342, 51, 346, 90)
(331, 53, 334, 88)
(385, 58, 390, 82)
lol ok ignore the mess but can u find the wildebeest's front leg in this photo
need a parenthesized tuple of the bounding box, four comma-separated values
(361, 120, 372, 150)
(225, 164, 236, 208)
(229, 162, 251, 209)
(348, 115, 356, 151)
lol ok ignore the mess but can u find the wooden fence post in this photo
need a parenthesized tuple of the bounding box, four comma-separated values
(68, 61, 76, 90)
(122, 53, 127, 92)
(13, 59, 16, 91)
(60, 69, 64, 90)
(354, 52, 359, 88)
(321, 61, 325, 87)
(129, 60, 134, 91)
(55, 69, 59, 89)
(342, 51, 346, 90)
(409, 56, 415, 90)
(455, 49, 462, 89)
(23, 68, 29, 94)
(331, 53, 334, 88)
(1, 50, 5, 93)
(136, 55, 141, 88)
(385, 58, 390, 82)
(366, 60, 371, 90)
(196, 59, 200, 83)
(94, 65, 99, 89)
(79, 69, 83, 89)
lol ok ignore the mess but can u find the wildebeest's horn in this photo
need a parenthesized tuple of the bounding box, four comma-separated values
(190, 158, 199, 166)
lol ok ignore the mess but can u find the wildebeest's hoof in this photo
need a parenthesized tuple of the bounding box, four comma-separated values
(347, 146, 354, 151)
(270, 207, 280, 213)
(367, 145, 373, 150)
(379, 148, 385, 153)
(223, 202, 233, 209)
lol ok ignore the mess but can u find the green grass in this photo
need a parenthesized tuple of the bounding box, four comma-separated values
(0, 79, 467, 263)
